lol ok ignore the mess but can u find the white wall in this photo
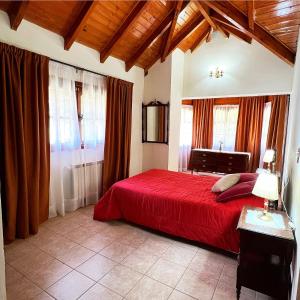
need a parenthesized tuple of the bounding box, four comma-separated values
(282, 28, 300, 300)
(183, 32, 294, 99)
(0, 11, 144, 177)
(168, 49, 185, 171)
(143, 55, 172, 171)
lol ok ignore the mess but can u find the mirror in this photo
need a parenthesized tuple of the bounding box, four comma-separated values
(142, 100, 169, 144)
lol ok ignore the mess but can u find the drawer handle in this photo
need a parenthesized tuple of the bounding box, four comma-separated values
(202, 159, 206, 162)
(229, 156, 233, 160)
(228, 162, 232, 166)
(202, 165, 206, 167)
(202, 154, 207, 157)
(228, 168, 232, 171)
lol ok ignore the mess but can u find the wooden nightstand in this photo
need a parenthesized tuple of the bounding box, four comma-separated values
(236, 206, 295, 300)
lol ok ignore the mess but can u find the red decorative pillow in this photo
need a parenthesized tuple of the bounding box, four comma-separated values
(216, 180, 256, 203)
(239, 173, 259, 183)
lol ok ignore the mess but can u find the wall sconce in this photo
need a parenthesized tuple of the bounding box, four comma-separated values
(209, 67, 224, 79)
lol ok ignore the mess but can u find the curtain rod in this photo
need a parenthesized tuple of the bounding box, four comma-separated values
(50, 58, 108, 78)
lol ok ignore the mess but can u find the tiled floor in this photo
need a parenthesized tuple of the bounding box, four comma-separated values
(5, 205, 273, 300)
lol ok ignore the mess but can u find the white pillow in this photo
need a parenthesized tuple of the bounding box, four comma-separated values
(211, 174, 240, 193)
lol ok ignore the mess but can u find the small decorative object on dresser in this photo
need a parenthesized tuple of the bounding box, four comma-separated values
(237, 206, 295, 300)
(188, 148, 250, 174)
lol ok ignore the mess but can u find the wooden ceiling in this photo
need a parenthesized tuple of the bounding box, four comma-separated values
(0, 0, 299, 74)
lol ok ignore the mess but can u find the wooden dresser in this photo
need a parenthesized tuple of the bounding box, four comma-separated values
(189, 148, 250, 174)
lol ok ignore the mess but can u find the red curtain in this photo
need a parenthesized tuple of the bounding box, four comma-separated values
(266, 95, 289, 172)
(0, 42, 50, 243)
(235, 97, 266, 172)
(192, 99, 214, 149)
(102, 77, 133, 193)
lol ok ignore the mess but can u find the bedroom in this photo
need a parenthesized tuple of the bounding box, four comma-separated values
(0, 0, 299, 300)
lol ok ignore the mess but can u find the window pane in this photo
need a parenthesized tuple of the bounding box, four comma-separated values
(213, 105, 239, 151)
(259, 102, 272, 167)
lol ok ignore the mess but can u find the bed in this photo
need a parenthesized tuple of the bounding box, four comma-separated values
(94, 169, 263, 253)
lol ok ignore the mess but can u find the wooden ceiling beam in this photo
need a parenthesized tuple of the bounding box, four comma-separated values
(203, 1, 295, 65)
(8, 0, 29, 30)
(217, 21, 252, 44)
(100, 1, 148, 63)
(247, 0, 255, 31)
(145, 14, 204, 73)
(126, 1, 189, 72)
(64, 1, 97, 50)
(161, 1, 183, 62)
(168, 14, 205, 55)
(194, 2, 228, 40)
(190, 23, 210, 52)
(206, 25, 213, 42)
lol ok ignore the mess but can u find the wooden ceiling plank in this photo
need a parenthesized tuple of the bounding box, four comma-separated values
(190, 24, 210, 52)
(100, 0, 148, 63)
(161, 1, 183, 62)
(203, 1, 295, 64)
(247, 0, 255, 30)
(64, 1, 97, 50)
(8, 0, 29, 30)
(125, 1, 189, 72)
(217, 21, 252, 44)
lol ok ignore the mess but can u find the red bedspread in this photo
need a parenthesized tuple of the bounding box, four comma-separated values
(94, 169, 263, 253)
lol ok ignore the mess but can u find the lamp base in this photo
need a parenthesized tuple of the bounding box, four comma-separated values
(258, 212, 273, 222)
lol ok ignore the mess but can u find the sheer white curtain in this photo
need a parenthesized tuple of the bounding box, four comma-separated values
(49, 62, 106, 217)
(259, 101, 272, 167)
(79, 71, 106, 206)
(179, 105, 193, 172)
(212, 105, 239, 151)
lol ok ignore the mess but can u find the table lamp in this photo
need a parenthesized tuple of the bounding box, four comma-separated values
(252, 172, 279, 221)
(263, 149, 276, 171)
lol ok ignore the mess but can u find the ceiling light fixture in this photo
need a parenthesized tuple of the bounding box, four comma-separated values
(209, 67, 224, 79)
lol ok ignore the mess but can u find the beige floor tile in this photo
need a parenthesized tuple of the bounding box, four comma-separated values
(137, 237, 172, 256)
(65, 226, 98, 243)
(57, 244, 95, 268)
(79, 283, 123, 300)
(99, 265, 142, 296)
(5, 264, 23, 285)
(100, 242, 135, 262)
(122, 249, 159, 274)
(169, 290, 196, 300)
(147, 258, 185, 288)
(162, 245, 196, 267)
(4, 240, 37, 264)
(46, 270, 94, 300)
(39, 234, 77, 258)
(119, 230, 148, 248)
(80, 233, 114, 252)
(9, 247, 54, 276)
(6, 275, 42, 300)
(188, 253, 223, 280)
(176, 269, 218, 300)
(26, 258, 72, 289)
(126, 276, 172, 300)
(32, 291, 55, 299)
(45, 217, 81, 235)
(171, 240, 199, 253)
(76, 254, 117, 281)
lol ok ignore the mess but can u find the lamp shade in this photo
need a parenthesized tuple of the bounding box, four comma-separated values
(263, 149, 275, 163)
(252, 172, 279, 201)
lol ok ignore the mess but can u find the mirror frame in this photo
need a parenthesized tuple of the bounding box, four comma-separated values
(142, 100, 169, 144)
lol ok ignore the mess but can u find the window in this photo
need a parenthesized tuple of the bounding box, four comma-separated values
(179, 105, 193, 171)
(212, 105, 239, 151)
(259, 101, 272, 167)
